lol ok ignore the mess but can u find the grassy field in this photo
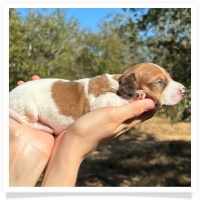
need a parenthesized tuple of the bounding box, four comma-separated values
(77, 113, 191, 187)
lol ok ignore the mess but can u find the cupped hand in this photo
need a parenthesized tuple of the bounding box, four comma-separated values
(11, 75, 156, 187)
(62, 98, 156, 158)
(42, 99, 156, 186)
(9, 118, 54, 186)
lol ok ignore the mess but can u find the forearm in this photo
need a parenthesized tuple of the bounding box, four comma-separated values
(41, 131, 84, 187)
(41, 154, 82, 186)
(41, 100, 156, 186)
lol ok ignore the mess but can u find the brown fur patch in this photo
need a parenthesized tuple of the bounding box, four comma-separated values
(51, 81, 90, 119)
(88, 75, 117, 97)
(120, 63, 170, 104)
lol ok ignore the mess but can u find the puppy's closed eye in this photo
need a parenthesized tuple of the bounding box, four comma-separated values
(155, 80, 166, 88)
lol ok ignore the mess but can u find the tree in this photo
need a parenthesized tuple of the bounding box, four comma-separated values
(9, 8, 29, 89)
(125, 8, 191, 122)
(9, 8, 190, 122)
(9, 8, 82, 90)
(73, 13, 141, 79)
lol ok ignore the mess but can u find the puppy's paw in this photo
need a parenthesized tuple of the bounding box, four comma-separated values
(134, 90, 146, 100)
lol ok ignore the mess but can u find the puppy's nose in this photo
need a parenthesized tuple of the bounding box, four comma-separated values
(180, 88, 186, 97)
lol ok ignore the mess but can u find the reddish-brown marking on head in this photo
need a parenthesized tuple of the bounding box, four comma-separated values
(51, 81, 90, 119)
(88, 75, 117, 97)
(119, 62, 171, 104)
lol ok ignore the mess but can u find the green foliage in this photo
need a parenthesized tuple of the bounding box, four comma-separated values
(126, 8, 191, 122)
(9, 8, 191, 122)
(9, 9, 31, 87)
(9, 8, 81, 90)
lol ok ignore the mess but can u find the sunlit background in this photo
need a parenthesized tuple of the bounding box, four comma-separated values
(9, 8, 191, 187)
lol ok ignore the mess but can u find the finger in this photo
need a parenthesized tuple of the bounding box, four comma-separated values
(125, 109, 157, 125)
(114, 99, 155, 123)
(31, 75, 40, 80)
(113, 109, 157, 139)
(17, 80, 24, 86)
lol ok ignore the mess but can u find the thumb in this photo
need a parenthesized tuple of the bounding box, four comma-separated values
(115, 99, 155, 122)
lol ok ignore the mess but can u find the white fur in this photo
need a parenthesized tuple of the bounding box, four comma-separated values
(161, 80, 185, 106)
(89, 74, 130, 110)
(152, 64, 185, 107)
(9, 77, 129, 134)
(90, 92, 131, 111)
(106, 74, 119, 90)
(9, 66, 185, 134)
(75, 78, 90, 94)
(9, 79, 74, 134)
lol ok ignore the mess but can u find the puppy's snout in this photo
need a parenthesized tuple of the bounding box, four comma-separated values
(180, 87, 186, 97)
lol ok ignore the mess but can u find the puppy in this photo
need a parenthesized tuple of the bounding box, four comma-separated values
(9, 62, 186, 135)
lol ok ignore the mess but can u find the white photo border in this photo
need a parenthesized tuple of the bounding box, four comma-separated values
(1, 0, 198, 194)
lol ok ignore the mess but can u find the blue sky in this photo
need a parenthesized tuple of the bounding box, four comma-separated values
(68, 8, 125, 32)
(16, 8, 125, 33)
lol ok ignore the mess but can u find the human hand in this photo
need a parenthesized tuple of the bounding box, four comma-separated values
(9, 75, 55, 186)
(66, 99, 155, 157)
(9, 118, 54, 186)
(10, 75, 156, 187)
(42, 98, 156, 186)
(17, 75, 40, 86)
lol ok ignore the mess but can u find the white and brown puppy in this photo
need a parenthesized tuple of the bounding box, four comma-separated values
(9, 62, 186, 135)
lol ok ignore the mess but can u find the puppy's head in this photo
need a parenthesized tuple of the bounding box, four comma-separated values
(118, 62, 186, 108)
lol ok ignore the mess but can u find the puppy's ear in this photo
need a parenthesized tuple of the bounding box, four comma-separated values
(117, 73, 137, 98)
